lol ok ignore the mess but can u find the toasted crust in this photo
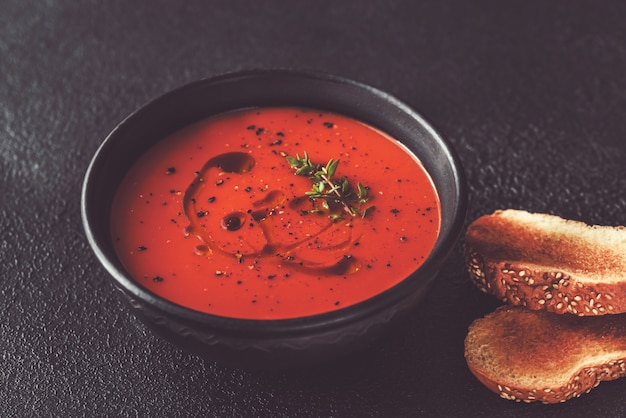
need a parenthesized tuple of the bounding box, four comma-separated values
(465, 209, 626, 315)
(464, 305, 626, 403)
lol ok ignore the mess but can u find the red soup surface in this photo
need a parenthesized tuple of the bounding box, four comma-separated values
(111, 107, 441, 319)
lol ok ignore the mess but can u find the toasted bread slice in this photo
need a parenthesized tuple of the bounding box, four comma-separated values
(465, 305, 626, 403)
(465, 209, 626, 315)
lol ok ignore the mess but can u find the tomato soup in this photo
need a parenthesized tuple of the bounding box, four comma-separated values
(111, 107, 440, 319)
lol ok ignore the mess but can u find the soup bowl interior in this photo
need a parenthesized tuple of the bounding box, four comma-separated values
(82, 70, 467, 369)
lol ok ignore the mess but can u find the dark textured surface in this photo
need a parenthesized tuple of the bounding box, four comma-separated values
(2, 1, 626, 416)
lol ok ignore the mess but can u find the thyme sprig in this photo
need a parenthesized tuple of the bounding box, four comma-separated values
(285, 151, 374, 220)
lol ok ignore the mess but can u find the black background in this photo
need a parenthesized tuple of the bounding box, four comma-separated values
(3, 1, 626, 416)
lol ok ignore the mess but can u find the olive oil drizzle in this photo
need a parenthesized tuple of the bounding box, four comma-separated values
(182, 152, 361, 275)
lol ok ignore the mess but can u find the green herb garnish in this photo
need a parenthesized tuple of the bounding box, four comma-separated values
(285, 151, 375, 220)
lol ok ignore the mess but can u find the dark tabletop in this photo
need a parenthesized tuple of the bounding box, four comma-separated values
(3, 1, 626, 416)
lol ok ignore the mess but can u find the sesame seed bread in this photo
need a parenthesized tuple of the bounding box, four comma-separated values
(465, 209, 626, 316)
(464, 305, 626, 403)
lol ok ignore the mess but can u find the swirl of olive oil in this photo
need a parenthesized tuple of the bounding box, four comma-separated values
(182, 152, 360, 275)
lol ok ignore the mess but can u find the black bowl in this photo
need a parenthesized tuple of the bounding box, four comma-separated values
(81, 70, 467, 369)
